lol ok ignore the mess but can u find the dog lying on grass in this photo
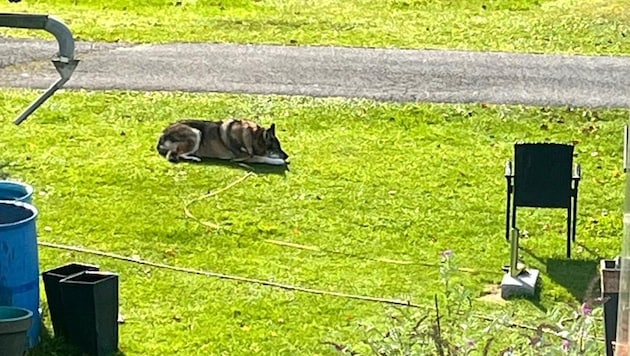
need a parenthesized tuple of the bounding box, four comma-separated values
(156, 119, 289, 166)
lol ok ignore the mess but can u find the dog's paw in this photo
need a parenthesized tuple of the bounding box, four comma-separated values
(179, 154, 201, 162)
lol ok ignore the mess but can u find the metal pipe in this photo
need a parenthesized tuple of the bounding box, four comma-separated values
(624, 125, 629, 173)
(0, 13, 78, 124)
(0, 13, 48, 29)
(0, 13, 75, 61)
(510, 227, 520, 277)
(0, 13, 74, 62)
(44, 16, 75, 61)
(13, 61, 78, 125)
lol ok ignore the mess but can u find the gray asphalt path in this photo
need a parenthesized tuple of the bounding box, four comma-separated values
(2, 37, 630, 108)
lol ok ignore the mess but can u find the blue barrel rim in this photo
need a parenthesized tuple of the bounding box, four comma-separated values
(0, 306, 34, 322)
(0, 200, 39, 229)
(0, 180, 34, 201)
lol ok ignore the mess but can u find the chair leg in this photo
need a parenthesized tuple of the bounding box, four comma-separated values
(511, 202, 517, 241)
(505, 189, 512, 241)
(572, 195, 578, 243)
(566, 205, 572, 259)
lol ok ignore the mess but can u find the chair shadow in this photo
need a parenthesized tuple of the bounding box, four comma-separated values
(175, 157, 290, 176)
(521, 245, 601, 303)
(29, 323, 81, 356)
(29, 303, 126, 356)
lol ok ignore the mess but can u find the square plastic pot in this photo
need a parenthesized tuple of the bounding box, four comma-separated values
(60, 271, 119, 356)
(42, 262, 99, 339)
(601, 259, 620, 356)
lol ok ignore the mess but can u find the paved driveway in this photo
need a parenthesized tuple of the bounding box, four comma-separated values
(2, 37, 630, 108)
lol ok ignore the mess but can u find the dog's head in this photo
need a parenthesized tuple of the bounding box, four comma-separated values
(263, 123, 289, 161)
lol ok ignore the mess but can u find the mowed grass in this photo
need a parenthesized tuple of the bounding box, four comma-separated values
(0, 89, 627, 354)
(0, 0, 628, 55)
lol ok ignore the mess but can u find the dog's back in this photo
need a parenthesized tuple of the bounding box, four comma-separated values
(176, 119, 241, 160)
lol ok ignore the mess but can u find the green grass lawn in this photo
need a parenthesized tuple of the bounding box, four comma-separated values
(0, 89, 626, 354)
(1, 0, 629, 54)
(2, 0, 629, 354)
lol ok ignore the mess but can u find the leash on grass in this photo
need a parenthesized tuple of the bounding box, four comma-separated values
(37, 240, 419, 308)
(183, 171, 257, 229)
(181, 171, 493, 274)
(37, 241, 604, 343)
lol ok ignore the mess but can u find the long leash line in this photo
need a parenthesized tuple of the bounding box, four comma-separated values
(37, 241, 604, 343)
(37, 240, 419, 308)
(183, 171, 495, 275)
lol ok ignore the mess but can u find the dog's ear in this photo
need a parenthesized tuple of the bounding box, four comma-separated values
(268, 123, 276, 137)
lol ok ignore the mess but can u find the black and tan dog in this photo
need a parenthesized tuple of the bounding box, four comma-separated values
(156, 119, 289, 165)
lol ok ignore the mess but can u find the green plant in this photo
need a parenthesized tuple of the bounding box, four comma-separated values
(334, 251, 606, 355)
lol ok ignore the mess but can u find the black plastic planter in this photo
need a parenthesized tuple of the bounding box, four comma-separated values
(42, 262, 99, 339)
(60, 271, 119, 356)
(0, 306, 33, 356)
(601, 259, 620, 356)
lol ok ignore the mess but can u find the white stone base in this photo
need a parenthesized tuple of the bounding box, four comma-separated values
(500, 268, 540, 299)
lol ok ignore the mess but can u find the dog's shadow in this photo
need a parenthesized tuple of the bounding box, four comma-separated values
(188, 158, 290, 176)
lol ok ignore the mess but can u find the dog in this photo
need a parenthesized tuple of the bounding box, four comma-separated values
(156, 119, 289, 165)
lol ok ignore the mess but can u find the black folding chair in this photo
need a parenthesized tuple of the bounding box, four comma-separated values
(504, 143, 581, 258)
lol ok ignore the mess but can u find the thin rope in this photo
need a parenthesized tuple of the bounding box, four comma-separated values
(37, 240, 419, 308)
(181, 171, 494, 275)
(183, 171, 256, 229)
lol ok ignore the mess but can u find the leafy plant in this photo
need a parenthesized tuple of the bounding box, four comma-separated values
(334, 251, 606, 355)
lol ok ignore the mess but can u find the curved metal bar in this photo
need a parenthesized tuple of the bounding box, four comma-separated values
(0, 13, 79, 124)
(0, 13, 76, 62)
(13, 60, 79, 126)
(44, 16, 75, 61)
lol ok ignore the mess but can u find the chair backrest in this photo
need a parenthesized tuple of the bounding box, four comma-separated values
(513, 143, 574, 208)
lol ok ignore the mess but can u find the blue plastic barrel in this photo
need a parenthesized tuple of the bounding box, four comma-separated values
(0, 181, 33, 204)
(0, 200, 40, 348)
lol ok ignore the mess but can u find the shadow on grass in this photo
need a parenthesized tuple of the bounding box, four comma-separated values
(0, 161, 9, 180)
(546, 258, 601, 302)
(521, 245, 601, 303)
(169, 157, 290, 176)
(29, 322, 126, 356)
(28, 303, 126, 356)
(28, 323, 81, 356)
